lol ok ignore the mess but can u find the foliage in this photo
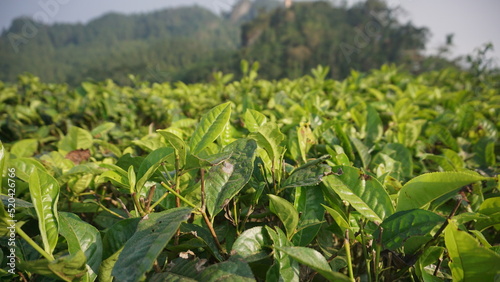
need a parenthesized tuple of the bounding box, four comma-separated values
(0, 64, 499, 281)
(0, 0, 447, 85)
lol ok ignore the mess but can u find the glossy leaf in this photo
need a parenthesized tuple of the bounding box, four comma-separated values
(323, 166, 394, 223)
(265, 227, 299, 282)
(292, 187, 325, 246)
(102, 218, 141, 259)
(232, 226, 272, 262)
(205, 139, 257, 217)
(10, 138, 38, 157)
(350, 136, 371, 169)
(445, 221, 500, 281)
(29, 169, 60, 256)
(9, 157, 46, 182)
(243, 109, 267, 132)
(189, 102, 231, 155)
(268, 194, 299, 239)
(59, 212, 103, 280)
(275, 246, 350, 281)
(476, 197, 500, 230)
(91, 122, 115, 137)
(322, 205, 350, 233)
(112, 207, 192, 282)
(58, 126, 93, 154)
(396, 171, 489, 212)
(375, 209, 444, 250)
(281, 162, 331, 189)
(136, 147, 174, 193)
(157, 130, 187, 168)
(365, 104, 383, 145)
(249, 122, 285, 167)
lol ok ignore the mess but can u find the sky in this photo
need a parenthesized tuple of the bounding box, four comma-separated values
(1, 0, 499, 64)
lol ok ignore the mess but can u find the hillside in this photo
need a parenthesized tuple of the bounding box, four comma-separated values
(0, 6, 239, 84)
(0, 0, 455, 85)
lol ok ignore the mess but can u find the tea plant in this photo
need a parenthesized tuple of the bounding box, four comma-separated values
(1, 64, 499, 281)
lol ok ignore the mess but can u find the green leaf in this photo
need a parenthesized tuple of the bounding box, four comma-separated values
(476, 197, 500, 231)
(59, 212, 102, 280)
(366, 104, 383, 145)
(29, 169, 60, 256)
(292, 187, 324, 246)
(180, 223, 225, 262)
(205, 139, 257, 217)
(323, 166, 394, 223)
(334, 123, 355, 161)
(128, 165, 136, 194)
(58, 126, 93, 154)
(48, 251, 89, 282)
(268, 195, 299, 239)
(281, 161, 331, 189)
(415, 246, 445, 282)
(350, 137, 371, 169)
(189, 102, 231, 155)
(91, 122, 115, 137)
(19, 251, 88, 282)
(275, 246, 350, 282)
(249, 122, 285, 168)
(265, 227, 299, 282)
(445, 221, 500, 281)
(375, 209, 444, 250)
(151, 272, 198, 282)
(98, 170, 129, 190)
(9, 157, 46, 182)
(112, 207, 192, 282)
(163, 257, 207, 280)
(231, 226, 272, 262)
(396, 171, 489, 212)
(243, 109, 267, 132)
(10, 139, 38, 157)
(158, 130, 187, 168)
(136, 147, 174, 193)
(102, 218, 141, 259)
(98, 249, 122, 282)
(322, 205, 350, 233)
(197, 256, 255, 282)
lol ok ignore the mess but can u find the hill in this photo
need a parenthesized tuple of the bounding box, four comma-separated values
(0, 0, 453, 85)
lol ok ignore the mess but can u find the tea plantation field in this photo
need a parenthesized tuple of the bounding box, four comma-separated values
(1, 64, 499, 281)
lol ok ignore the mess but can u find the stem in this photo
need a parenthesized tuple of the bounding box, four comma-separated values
(160, 182, 197, 209)
(16, 224, 54, 261)
(433, 257, 443, 276)
(374, 231, 382, 282)
(359, 220, 372, 282)
(432, 198, 462, 240)
(132, 192, 146, 217)
(148, 189, 170, 212)
(394, 198, 463, 279)
(345, 229, 355, 282)
(201, 210, 226, 257)
(145, 184, 157, 211)
(200, 168, 206, 212)
(91, 201, 126, 219)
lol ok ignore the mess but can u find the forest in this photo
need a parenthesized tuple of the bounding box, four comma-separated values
(1, 0, 455, 85)
(1, 0, 499, 281)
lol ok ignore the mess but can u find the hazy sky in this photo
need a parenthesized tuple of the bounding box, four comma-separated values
(1, 0, 499, 63)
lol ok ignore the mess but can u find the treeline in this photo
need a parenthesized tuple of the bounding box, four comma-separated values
(0, 0, 457, 85)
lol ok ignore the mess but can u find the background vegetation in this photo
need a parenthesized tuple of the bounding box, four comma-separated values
(1, 0, 460, 85)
